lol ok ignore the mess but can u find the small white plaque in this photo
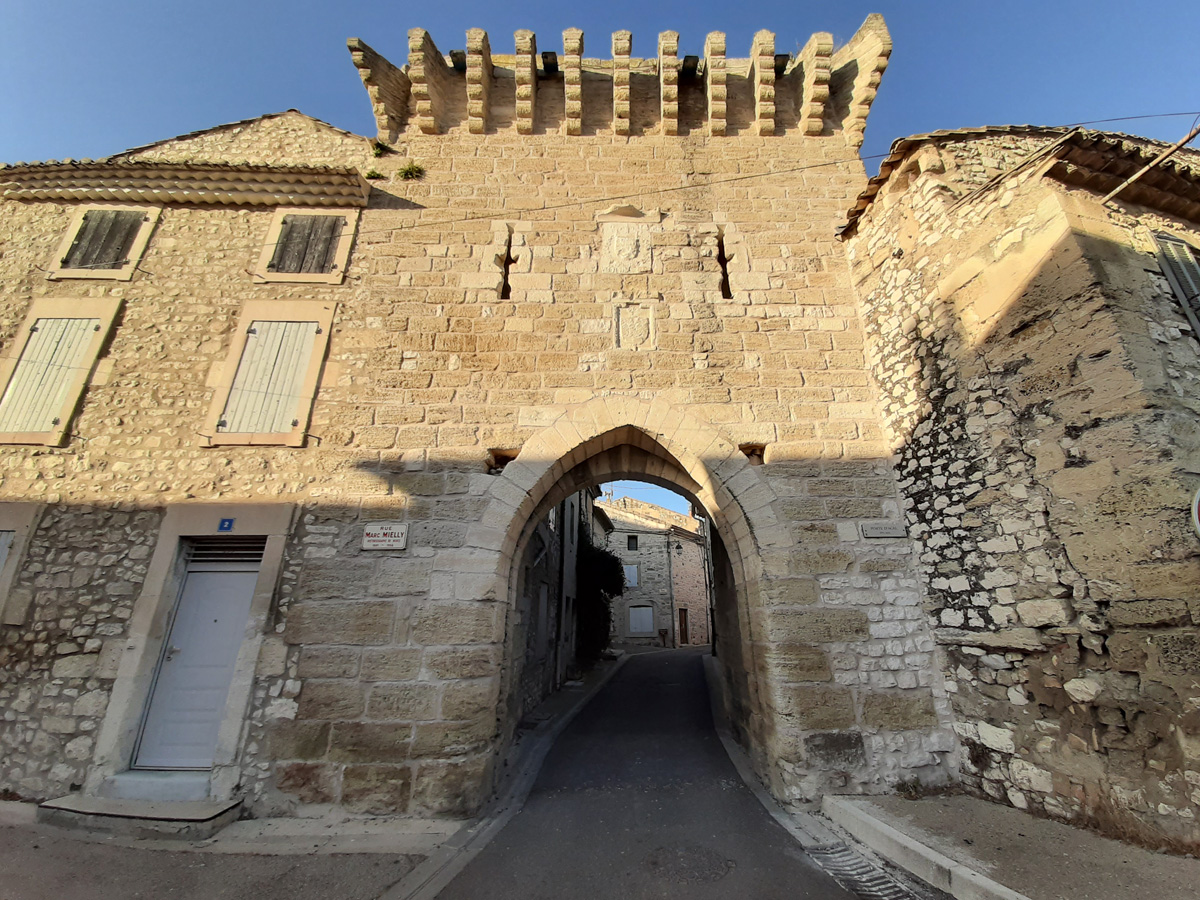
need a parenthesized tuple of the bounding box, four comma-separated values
(862, 522, 907, 539)
(362, 522, 409, 550)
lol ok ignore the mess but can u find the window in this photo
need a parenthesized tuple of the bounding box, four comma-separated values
(623, 564, 639, 587)
(629, 605, 653, 634)
(0, 503, 41, 626)
(627, 534, 638, 551)
(203, 300, 335, 447)
(253, 208, 359, 284)
(1157, 234, 1200, 334)
(48, 205, 160, 281)
(0, 298, 121, 445)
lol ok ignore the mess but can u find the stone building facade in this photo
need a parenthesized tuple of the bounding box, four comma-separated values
(0, 13, 1196, 849)
(597, 495, 710, 646)
(842, 126, 1200, 844)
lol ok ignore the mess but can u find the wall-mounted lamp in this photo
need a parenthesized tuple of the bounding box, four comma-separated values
(674, 542, 683, 553)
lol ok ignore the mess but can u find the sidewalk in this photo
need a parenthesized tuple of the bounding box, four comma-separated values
(822, 793, 1200, 900)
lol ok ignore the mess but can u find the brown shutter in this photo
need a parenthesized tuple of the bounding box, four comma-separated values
(62, 209, 144, 270)
(268, 215, 345, 274)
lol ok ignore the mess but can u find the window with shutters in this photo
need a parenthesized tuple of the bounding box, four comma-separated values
(0, 503, 40, 626)
(627, 534, 638, 550)
(203, 300, 335, 447)
(253, 208, 359, 284)
(628, 605, 653, 634)
(1156, 234, 1200, 336)
(48, 205, 160, 281)
(623, 564, 639, 587)
(0, 298, 122, 445)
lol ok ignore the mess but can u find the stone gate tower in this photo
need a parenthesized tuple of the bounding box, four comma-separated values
(0, 16, 962, 821)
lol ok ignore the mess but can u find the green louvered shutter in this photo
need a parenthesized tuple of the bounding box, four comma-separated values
(217, 321, 318, 434)
(267, 215, 345, 274)
(0, 318, 98, 433)
(62, 210, 145, 271)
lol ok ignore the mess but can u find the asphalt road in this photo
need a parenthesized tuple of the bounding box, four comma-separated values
(437, 647, 857, 900)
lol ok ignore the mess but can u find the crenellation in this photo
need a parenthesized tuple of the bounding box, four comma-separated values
(828, 14, 892, 147)
(408, 28, 457, 135)
(465, 29, 493, 135)
(749, 30, 776, 137)
(611, 31, 633, 137)
(658, 32, 679, 137)
(347, 38, 411, 144)
(562, 29, 585, 136)
(514, 30, 538, 136)
(704, 32, 727, 137)
(793, 32, 834, 137)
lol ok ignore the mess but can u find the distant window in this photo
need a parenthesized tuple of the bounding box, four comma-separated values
(1157, 234, 1200, 332)
(623, 564, 638, 587)
(627, 534, 638, 551)
(254, 208, 358, 284)
(49, 205, 160, 281)
(628, 605, 653, 633)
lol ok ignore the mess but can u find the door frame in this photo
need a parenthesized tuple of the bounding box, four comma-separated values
(86, 504, 294, 801)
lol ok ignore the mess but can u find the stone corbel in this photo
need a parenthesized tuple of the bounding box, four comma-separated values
(466, 29, 493, 135)
(704, 32, 726, 137)
(346, 38, 411, 144)
(612, 31, 633, 137)
(515, 30, 539, 135)
(791, 31, 833, 136)
(659, 32, 680, 137)
(829, 13, 892, 147)
(563, 29, 584, 136)
(408, 28, 455, 135)
(749, 30, 776, 137)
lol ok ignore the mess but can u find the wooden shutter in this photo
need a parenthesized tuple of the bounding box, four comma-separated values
(1158, 235, 1200, 311)
(0, 318, 99, 433)
(267, 215, 345, 274)
(218, 321, 318, 434)
(62, 209, 145, 270)
(0, 531, 13, 577)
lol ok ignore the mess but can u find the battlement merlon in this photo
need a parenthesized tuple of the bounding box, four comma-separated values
(346, 16, 890, 142)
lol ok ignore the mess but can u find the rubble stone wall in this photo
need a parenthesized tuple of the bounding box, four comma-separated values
(846, 132, 1200, 845)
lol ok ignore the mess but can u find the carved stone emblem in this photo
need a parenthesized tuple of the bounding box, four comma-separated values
(614, 298, 657, 350)
(602, 223, 652, 274)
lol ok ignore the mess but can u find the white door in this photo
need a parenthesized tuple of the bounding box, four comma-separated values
(136, 561, 259, 769)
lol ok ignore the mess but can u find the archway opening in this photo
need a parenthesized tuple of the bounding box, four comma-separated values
(492, 425, 764, 763)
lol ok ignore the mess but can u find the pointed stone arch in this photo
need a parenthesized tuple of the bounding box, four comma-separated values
(430, 396, 793, 785)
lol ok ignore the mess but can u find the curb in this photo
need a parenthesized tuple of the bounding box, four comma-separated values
(376, 653, 630, 900)
(822, 796, 1032, 900)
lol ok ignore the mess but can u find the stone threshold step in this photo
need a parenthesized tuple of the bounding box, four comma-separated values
(38, 794, 241, 841)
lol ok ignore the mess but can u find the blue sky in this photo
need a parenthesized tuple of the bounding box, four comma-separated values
(3, 1, 1198, 168)
(603, 481, 694, 517)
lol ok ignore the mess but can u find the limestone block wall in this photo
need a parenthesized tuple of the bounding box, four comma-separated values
(846, 131, 1200, 845)
(0, 25, 956, 814)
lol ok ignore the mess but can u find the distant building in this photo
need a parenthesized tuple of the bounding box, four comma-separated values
(597, 497, 710, 647)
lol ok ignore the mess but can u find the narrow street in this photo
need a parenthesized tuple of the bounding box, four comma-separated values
(437, 648, 856, 900)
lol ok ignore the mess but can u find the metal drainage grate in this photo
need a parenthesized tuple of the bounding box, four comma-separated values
(807, 843, 923, 900)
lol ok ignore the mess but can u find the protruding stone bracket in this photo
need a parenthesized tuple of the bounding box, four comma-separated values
(466, 29, 493, 135)
(749, 30, 776, 136)
(790, 32, 833, 136)
(829, 13, 892, 147)
(704, 32, 727, 137)
(658, 31, 680, 136)
(515, 30, 538, 135)
(347, 38, 410, 144)
(562, 29, 584, 136)
(408, 28, 455, 135)
(612, 31, 633, 137)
